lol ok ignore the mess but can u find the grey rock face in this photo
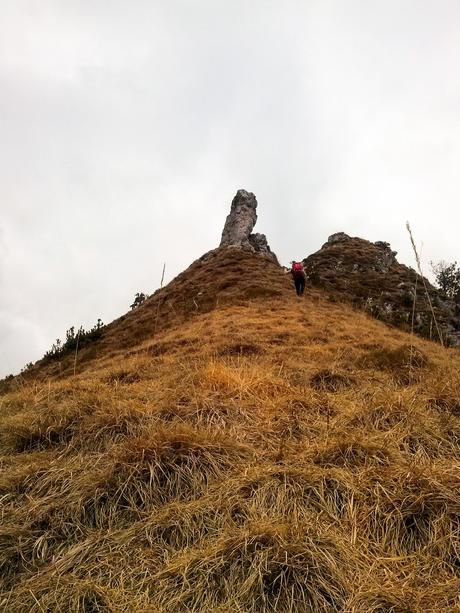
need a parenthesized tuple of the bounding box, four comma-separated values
(325, 232, 351, 246)
(220, 190, 258, 247)
(219, 190, 278, 263)
(374, 241, 398, 273)
(248, 233, 279, 263)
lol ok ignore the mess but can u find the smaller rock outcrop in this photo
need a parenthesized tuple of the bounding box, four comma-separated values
(324, 232, 351, 246)
(304, 234, 460, 346)
(220, 190, 278, 263)
(322, 234, 397, 272)
(248, 233, 277, 261)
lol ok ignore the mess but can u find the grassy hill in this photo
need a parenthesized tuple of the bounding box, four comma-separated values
(1, 247, 460, 612)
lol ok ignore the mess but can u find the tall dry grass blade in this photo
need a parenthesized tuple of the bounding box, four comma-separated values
(152, 262, 166, 347)
(406, 222, 444, 347)
(73, 330, 81, 377)
(409, 267, 419, 375)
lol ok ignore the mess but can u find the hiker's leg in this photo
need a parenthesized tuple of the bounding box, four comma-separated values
(294, 278, 301, 295)
(300, 278, 305, 295)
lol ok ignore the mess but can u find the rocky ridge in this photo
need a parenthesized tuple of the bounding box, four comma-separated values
(303, 232, 460, 346)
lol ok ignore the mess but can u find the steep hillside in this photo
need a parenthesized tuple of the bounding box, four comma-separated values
(303, 232, 460, 346)
(6, 246, 289, 384)
(1, 247, 460, 612)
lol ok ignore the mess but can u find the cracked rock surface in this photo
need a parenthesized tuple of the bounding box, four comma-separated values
(220, 190, 278, 263)
(220, 190, 258, 248)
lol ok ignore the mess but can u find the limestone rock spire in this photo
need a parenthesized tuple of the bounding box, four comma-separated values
(219, 189, 278, 263)
(220, 189, 258, 247)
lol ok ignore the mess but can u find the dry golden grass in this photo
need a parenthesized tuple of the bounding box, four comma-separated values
(1, 252, 460, 611)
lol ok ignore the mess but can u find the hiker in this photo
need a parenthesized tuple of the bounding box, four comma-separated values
(287, 261, 307, 296)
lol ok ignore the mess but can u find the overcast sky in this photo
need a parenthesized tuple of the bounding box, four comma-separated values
(1, 1, 459, 377)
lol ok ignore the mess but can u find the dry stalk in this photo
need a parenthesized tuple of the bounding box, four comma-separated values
(408, 257, 419, 377)
(152, 262, 166, 343)
(406, 222, 444, 347)
(73, 330, 80, 377)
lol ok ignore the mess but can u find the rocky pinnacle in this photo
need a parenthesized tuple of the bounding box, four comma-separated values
(219, 190, 278, 263)
(220, 189, 258, 247)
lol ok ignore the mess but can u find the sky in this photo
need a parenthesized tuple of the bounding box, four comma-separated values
(1, 0, 459, 377)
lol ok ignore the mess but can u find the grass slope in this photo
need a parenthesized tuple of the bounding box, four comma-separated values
(1, 250, 460, 612)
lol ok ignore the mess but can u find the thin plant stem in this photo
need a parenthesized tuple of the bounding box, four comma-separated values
(406, 222, 444, 347)
(73, 331, 80, 377)
(153, 262, 166, 342)
(409, 269, 419, 376)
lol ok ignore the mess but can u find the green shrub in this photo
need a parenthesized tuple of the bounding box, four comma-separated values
(44, 319, 104, 361)
(430, 260, 460, 300)
(130, 292, 148, 309)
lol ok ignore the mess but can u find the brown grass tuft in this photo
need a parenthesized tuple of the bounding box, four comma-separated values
(362, 344, 430, 385)
(155, 522, 350, 612)
(312, 438, 392, 469)
(310, 369, 355, 392)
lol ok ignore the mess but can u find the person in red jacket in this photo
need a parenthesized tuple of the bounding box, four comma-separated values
(288, 261, 307, 296)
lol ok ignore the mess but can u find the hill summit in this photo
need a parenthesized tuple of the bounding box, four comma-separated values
(1, 191, 460, 612)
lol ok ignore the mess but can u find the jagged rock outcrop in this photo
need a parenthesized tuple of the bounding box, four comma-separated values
(324, 232, 351, 246)
(322, 233, 398, 273)
(304, 234, 460, 346)
(220, 190, 278, 263)
(373, 241, 398, 273)
(248, 233, 277, 261)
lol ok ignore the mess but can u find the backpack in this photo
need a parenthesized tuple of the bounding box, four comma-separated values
(292, 262, 303, 273)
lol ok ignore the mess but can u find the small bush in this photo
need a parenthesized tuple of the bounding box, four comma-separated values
(431, 260, 460, 300)
(44, 319, 104, 361)
(130, 292, 149, 309)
